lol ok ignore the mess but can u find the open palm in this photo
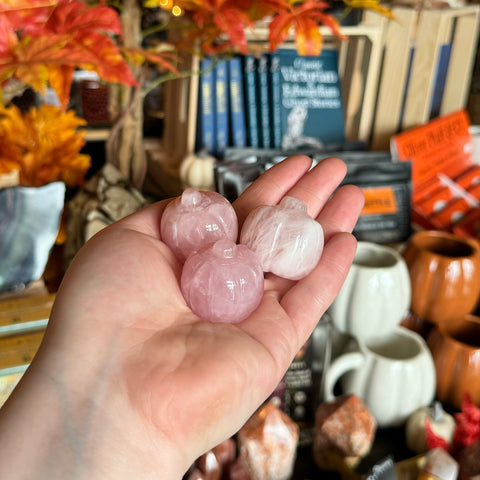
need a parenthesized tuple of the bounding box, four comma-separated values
(5, 155, 364, 479)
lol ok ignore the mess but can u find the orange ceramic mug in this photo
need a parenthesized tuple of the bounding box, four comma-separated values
(427, 314, 480, 409)
(402, 230, 480, 324)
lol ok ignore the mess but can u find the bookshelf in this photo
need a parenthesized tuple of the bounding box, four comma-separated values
(157, 23, 384, 172)
(140, 6, 480, 194)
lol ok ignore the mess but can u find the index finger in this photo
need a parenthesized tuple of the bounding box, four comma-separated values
(233, 155, 313, 226)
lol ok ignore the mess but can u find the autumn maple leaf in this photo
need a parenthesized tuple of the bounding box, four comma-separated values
(168, 0, 256, 54)
(0, 0, 138, 108)
(0, 34, 74, 92)
(0, 0, 55, 33)
(122, 47, 180, 76)
(268, 0, 345, 55)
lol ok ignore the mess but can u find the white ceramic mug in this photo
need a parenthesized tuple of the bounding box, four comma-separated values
(328, 241, 411, 341)
(323, 326, 436, 427)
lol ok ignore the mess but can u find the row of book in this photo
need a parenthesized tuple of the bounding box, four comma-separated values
(196, 50, 347, 157)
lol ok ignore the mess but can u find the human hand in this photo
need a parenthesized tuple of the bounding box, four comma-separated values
(0, 155, 364, 480)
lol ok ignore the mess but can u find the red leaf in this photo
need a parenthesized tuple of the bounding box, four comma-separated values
(212, 7, 253, 54)
(43, 1, 122, 37)
(0, 15, 18, 58)
(0, 0, 54, 33)
(79, 32, 137, 86)
(268, 10, 295, 52)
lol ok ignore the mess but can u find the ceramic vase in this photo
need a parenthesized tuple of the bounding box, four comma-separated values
(0, 182, 65, 293)
(402, 230, 480, 324)
(427, 314, 480, 409)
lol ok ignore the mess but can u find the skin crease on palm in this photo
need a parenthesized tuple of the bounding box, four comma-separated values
(0, 155, 364, 480)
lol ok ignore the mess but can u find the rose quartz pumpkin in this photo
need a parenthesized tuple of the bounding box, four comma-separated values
(181, 239, 264, 323)
(161, 188, 238, 263)
(239, 196, 324, 280)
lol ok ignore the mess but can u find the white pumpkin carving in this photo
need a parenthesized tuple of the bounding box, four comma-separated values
(179, 152, 216, 190)
(405, 402, 455, 454)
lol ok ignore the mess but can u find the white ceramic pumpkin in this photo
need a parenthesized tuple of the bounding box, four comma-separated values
(328, 241, 412, 341)
(323, 326, 437, 428)
(405, 402, 455, 454)
(179, 152, 216, 190)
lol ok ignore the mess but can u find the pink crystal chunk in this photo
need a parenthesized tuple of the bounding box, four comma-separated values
(161, 189, 238, 263)
(239, 196, 324, 280)
(181, 239, 264, 323)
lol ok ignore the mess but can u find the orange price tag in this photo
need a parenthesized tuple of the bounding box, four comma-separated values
(361, 187, 398, 216)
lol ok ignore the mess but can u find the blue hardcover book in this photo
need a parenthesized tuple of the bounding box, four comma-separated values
(430, 43, 452, 119)
(228, 56, 247, 148)
(196, 56, 216, 154)
(399, 46, 415, 129)
(276, 48, 345, 149)
(214, 59, 229, 156)
(270, 53, 282, 149)
(243, 55, 260, 148)
(257, 54, 271, 149)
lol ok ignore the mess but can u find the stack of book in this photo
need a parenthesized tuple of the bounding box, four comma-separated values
(196, 49, 346, 158)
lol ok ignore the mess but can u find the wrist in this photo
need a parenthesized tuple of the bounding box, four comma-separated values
(0, 335, 187, 480)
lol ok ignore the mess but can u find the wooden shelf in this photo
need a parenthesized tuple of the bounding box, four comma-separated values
(84, 127, 110, 142)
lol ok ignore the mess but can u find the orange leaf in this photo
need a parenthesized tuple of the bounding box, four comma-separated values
(268, 0, 345, 54)
(79, 32, 137, 87)
(294, 17, 323, 56)
(0, 34, 74, 95)
(268, 10, 296, 52)
(0, 0, 137, 101)
(48, 65, 74, 109)
(0, 103, 90, 187)
(0, 14, 18, 58)
(122, 48, 180, 76)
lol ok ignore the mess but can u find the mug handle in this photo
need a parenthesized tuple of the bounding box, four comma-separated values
(323, 351, 364, 402)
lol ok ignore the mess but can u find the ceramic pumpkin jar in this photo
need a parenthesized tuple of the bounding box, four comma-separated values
(426, 314, 480, 410)
(402, 230, 480, 324)
(323, 326, 436, 427)
(328, 241, 411, 341)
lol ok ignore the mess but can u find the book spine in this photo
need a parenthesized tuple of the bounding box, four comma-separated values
(214, 59, 229, 157)
(270, 53, 282, 149)
(257, 54, 271, 149)
(429, 43, 452, 119)
(197, 56, 216, 155)
(228, 56, 247, 148)
(243, 55, 260, 148)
